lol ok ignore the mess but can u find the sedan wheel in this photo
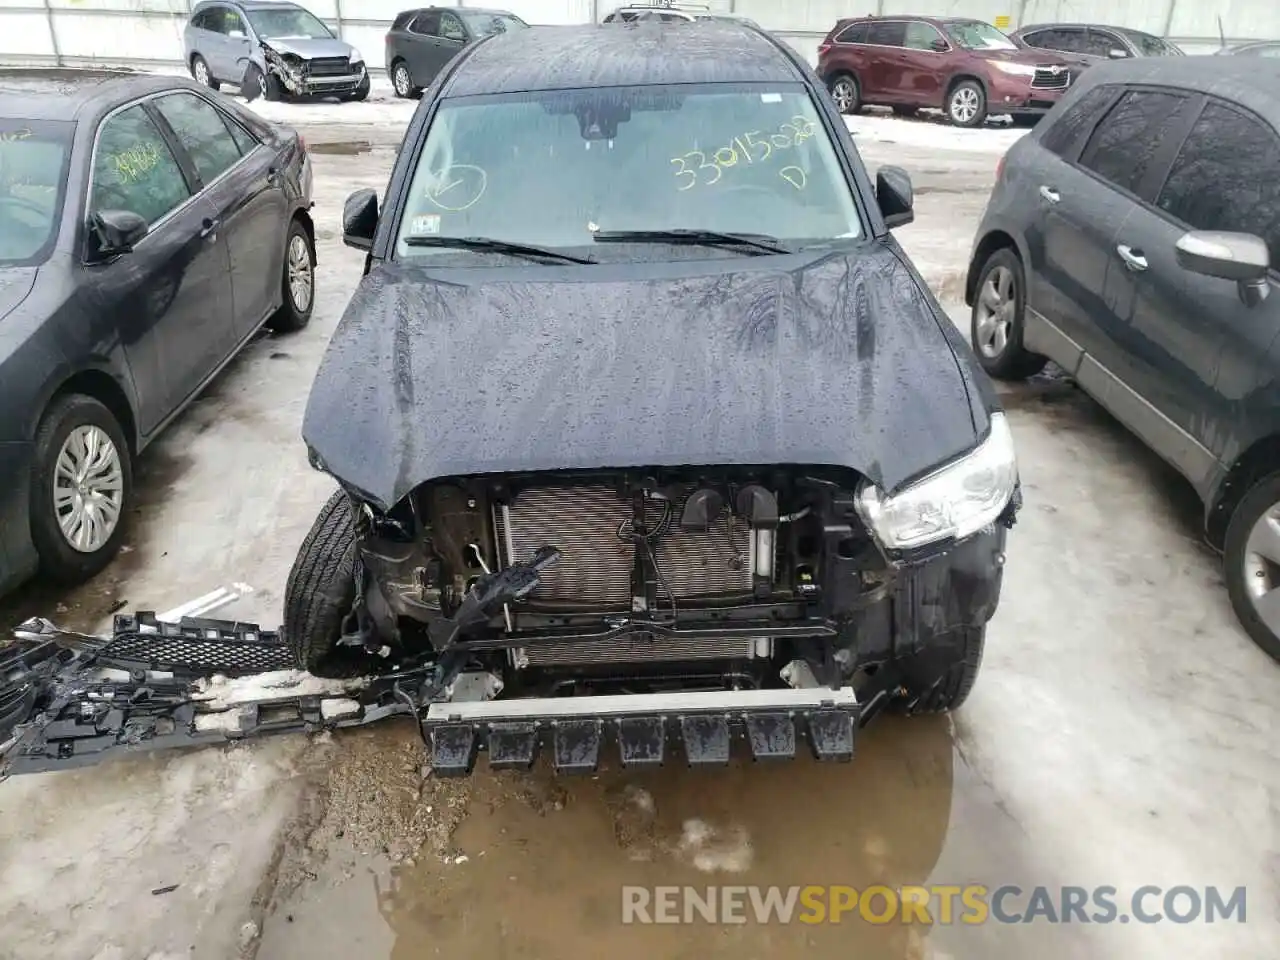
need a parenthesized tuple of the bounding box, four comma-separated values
(30, 394, 133, 584)
(193, 57, 211, 87)
(287, 233, 313, 313)
(54, 425, 125, 553)
(267, 220, 316, 333)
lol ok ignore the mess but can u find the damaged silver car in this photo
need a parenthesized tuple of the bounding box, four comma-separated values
(185, 0, 370, 102)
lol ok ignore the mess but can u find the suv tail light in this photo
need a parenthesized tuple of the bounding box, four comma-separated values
(818, 42, 832, 57)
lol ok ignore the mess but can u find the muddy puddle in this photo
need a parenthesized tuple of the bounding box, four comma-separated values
(259, 716, 1089, 960)
(308, 140, 374, 155)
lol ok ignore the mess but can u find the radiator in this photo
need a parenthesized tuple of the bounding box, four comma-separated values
(494, 484, 754, 605)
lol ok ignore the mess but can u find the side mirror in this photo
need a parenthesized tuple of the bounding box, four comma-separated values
(1107, 47, 1128, 58)
(1176, 230, 1270, 306)
(343, 188, 378, 250)
(876, 166, 913, 229)
(90, 209, 148, 258)
(930, 38, 948, 52)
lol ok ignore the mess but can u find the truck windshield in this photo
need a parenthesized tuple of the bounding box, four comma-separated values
(459, 11, 527, 36)
(246, 7, 332, 39)
(945, 21, 1017, 51)
(396, 84, 862, 261)
(0, 118, 72, 266)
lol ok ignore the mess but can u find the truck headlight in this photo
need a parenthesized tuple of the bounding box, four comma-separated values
(992, 61, 1037, 77)
(856, 413, 1017, 550)
(350, 47, 364, 65)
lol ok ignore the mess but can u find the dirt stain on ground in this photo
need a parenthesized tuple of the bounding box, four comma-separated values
(308, 140, 373, 156)
(261, 716, 960, 960)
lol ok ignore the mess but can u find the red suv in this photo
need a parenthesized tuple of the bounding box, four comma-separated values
(817, 16, 1078, 127)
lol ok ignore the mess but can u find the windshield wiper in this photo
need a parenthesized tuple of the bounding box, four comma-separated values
(591, 229, 791, 256)
(402, 235, 596, 265)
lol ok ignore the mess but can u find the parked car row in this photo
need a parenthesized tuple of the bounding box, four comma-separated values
(0, 74, 314, 594)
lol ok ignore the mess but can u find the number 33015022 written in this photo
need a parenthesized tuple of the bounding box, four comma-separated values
(670, 117, 817, 192)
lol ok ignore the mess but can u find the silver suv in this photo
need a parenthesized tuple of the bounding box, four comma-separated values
(602, 2, 758, 26)
(184, 0, 369, 102)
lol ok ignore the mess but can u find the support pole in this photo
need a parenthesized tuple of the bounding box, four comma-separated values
(1161, 0, 1177, 40)
(43, 0, 61, 67)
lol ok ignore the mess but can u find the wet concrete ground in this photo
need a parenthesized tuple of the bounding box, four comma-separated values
(2, 106, 1278, 960)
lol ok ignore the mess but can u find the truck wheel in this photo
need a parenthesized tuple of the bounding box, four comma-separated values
(266, 219, 314, 333)
(970, 247, 1047, 381)
(1223, 472, 1280, 662)
(897, 627, 985, 713)
(30, 394, 133, 584)
(282, 491, 370, 678)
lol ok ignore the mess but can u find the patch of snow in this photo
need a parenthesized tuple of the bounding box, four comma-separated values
(676, 818, 753, 874)
(846, 113, 1027, 155)
(192, 670, 368, 708)
(624, 784, 655, 815)
(319, 697, 362, 721)
(194, 710, 248, 734)
(241, 79, 417, 128)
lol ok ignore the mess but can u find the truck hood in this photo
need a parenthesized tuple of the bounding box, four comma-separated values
(261, 36, 353, 60)
(0, 267, 37, 326)
(302, 248, 984, 511)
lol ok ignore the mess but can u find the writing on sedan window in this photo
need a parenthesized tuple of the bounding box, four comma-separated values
(669, 116, 817, 192)
(109, 142, 162, 185)
(0, 128, 32, 143)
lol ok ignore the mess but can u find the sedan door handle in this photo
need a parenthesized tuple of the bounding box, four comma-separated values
(200, 217, 220, 239)
(1116, 244, 1148, 271)
(266, 166, 281, 185)
(1039, 185, 1061, 204)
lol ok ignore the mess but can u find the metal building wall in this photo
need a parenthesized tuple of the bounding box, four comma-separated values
(0, 0, 1275, 72)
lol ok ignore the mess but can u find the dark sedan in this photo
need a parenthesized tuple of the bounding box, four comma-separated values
(385, 6, 526, 99)
(0, 74, 314, 595)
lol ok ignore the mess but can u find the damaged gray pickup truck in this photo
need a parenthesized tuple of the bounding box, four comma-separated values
(2, 21, 1019, 779)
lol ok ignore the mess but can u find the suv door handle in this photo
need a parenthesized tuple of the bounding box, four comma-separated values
(1116, 244, 1148, 271)
(1039, 185, 1061, 204)
(200, 217, 220, 239)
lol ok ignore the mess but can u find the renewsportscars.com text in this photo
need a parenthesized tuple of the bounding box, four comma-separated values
(621, 884, 1247, 926)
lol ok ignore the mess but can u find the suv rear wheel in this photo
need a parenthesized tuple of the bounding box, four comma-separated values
(947, 80, 987, 128)
(828, 74, 861, 115)
(1224, 473, 1280, 662)
(970, 248, 1046, 381)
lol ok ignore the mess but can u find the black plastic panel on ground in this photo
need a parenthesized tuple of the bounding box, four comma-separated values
(100, 613, 295, 676)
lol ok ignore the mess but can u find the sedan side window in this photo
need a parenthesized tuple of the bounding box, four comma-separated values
(1157, 101, 1280, 267)
(153, 92, 243, 184)
(91, 105, 191, 226)
(1077, 90, 1191, 197)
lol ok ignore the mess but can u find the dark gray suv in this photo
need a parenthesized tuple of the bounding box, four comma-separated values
(966, 57, 1280, 662)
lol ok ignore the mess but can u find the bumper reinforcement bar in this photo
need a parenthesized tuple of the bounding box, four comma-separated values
(422, 686, 858, 777)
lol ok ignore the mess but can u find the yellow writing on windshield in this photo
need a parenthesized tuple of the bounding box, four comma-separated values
(670, 116, 817, 192)
(0, 128, 32, 143)
(110, 142, 161, 184)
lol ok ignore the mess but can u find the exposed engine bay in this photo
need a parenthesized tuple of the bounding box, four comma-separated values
(344, 467, 918, 705)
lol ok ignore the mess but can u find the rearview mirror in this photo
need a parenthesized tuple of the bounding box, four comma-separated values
(875, 166, 913, 229)
(930, 38, 948, 52)
(343, 188, 378, 250)
(90, 209, 148, 257)
(1107, 47, 1128, 58)
(1176, 230, 1270, 306)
